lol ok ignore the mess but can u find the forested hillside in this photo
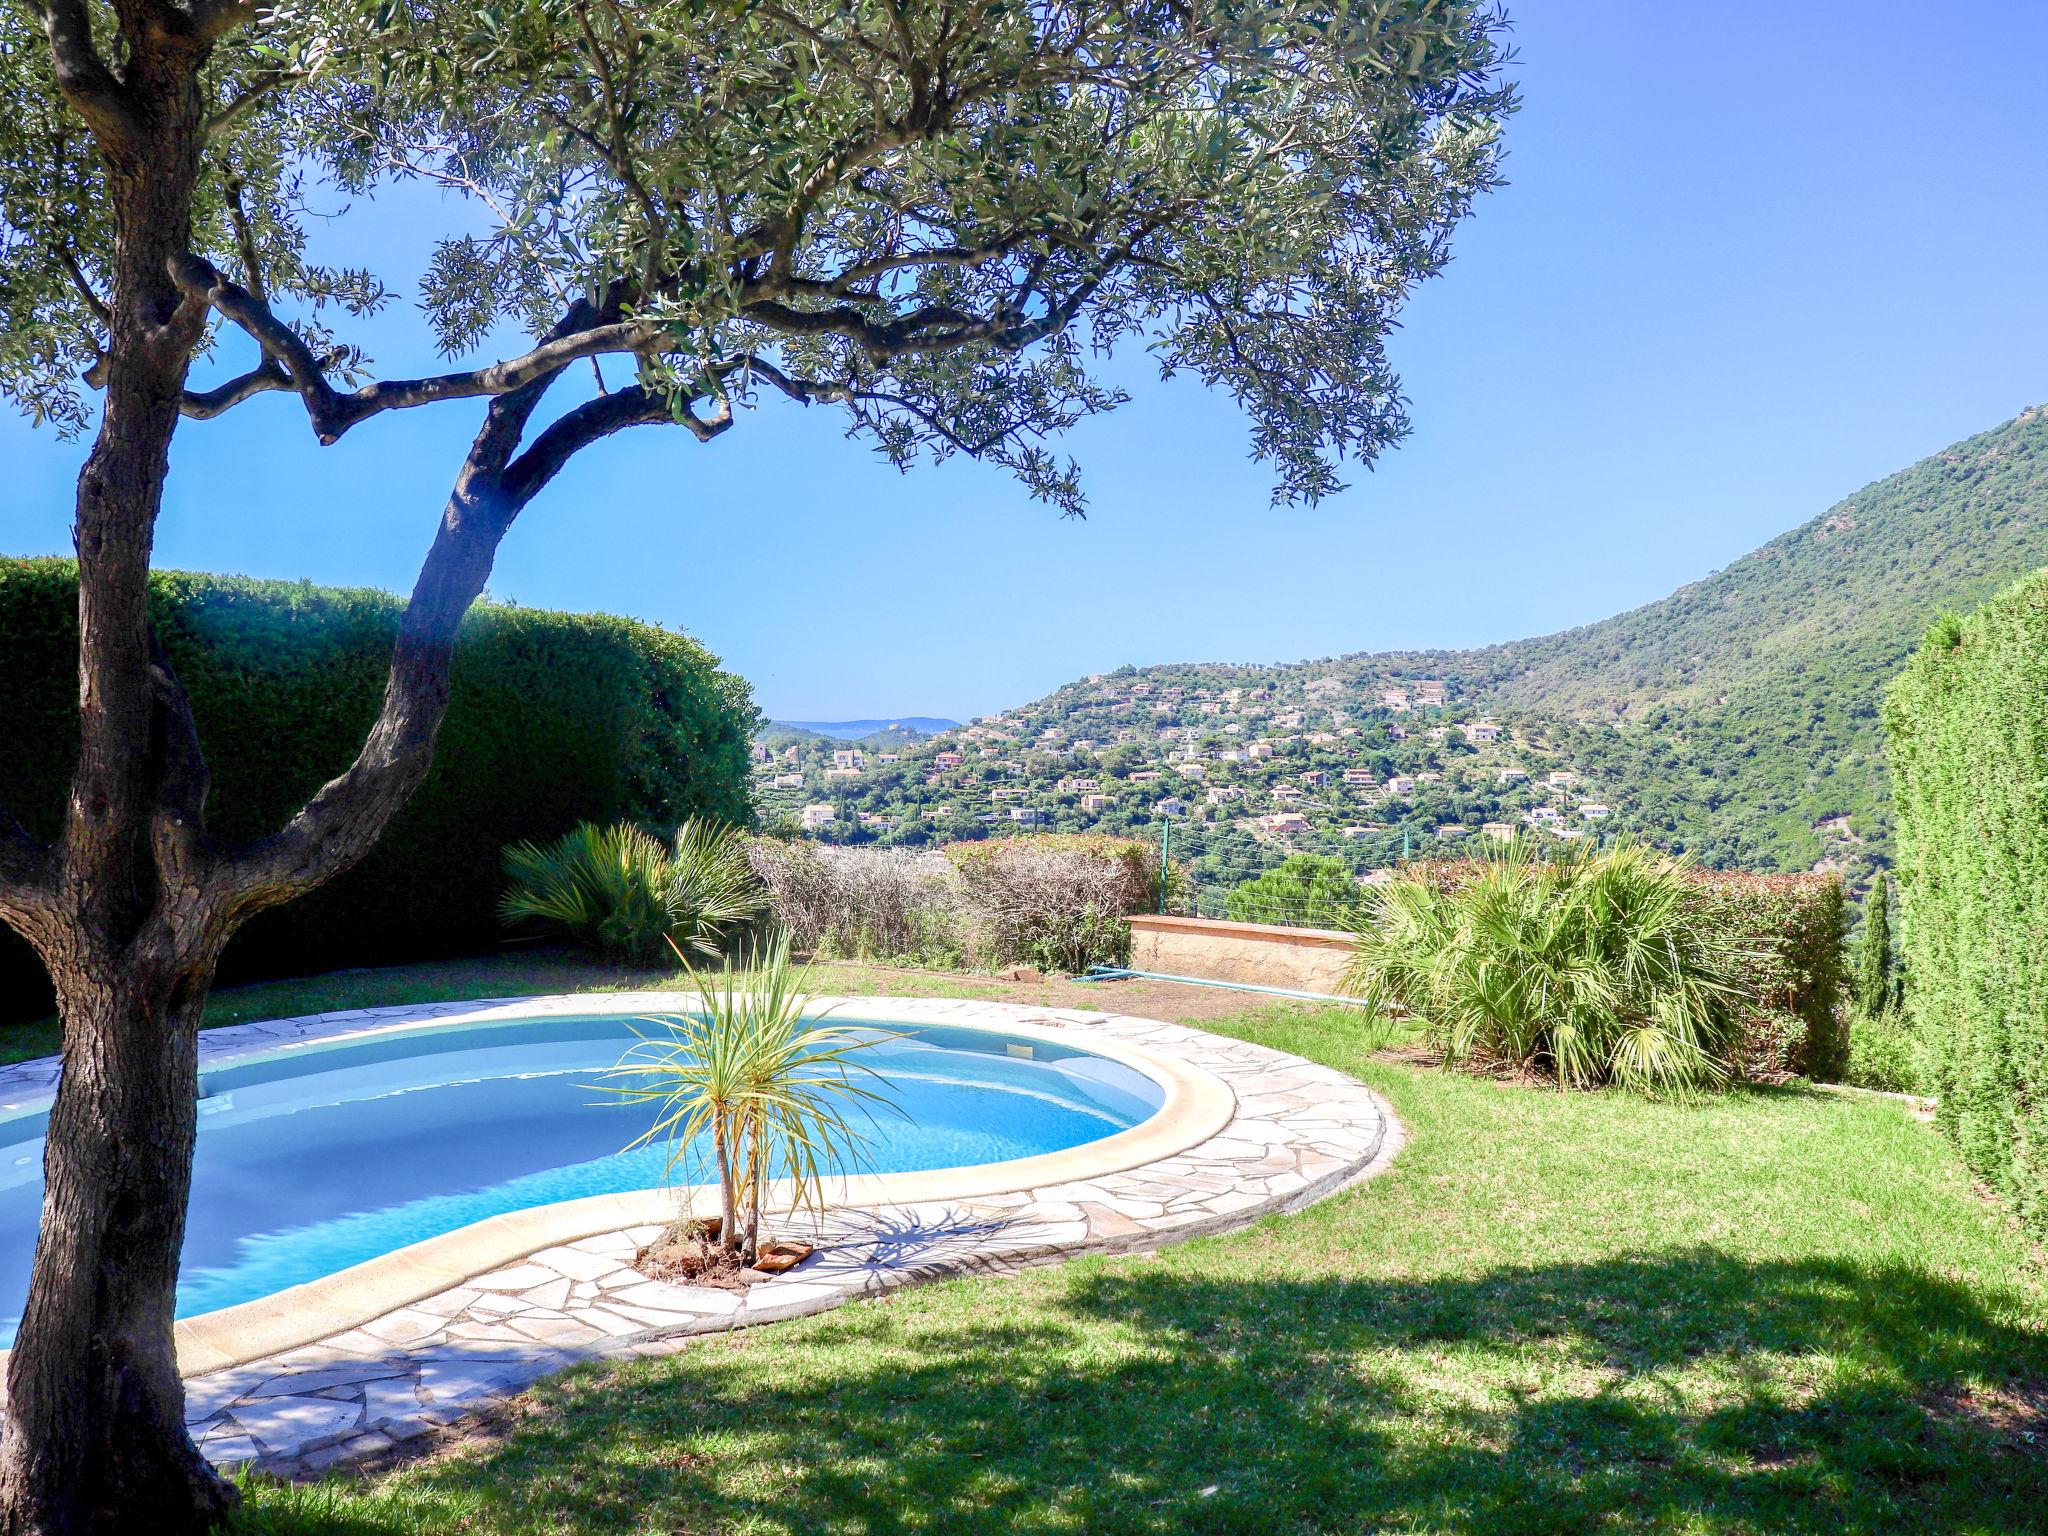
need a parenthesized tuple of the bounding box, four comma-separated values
(759, 408, 2048, 892)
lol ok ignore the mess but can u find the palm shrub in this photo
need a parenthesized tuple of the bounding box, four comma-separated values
(500, 818, 765, 964)
(1346, 838, 1749, 1094)
(599, 933, 897, 1263)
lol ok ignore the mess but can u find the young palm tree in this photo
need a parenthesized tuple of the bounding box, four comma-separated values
(599, 932, 899, 1264)
(501, 817, 765, 964)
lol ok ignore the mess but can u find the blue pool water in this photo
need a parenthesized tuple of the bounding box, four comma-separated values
(0, 1015, 1161, 1347)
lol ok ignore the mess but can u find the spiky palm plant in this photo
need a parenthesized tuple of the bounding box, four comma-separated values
(599, 932, 898, 1263)
(500, 818, 764, 965)
(1347, 838, 1748, 1095)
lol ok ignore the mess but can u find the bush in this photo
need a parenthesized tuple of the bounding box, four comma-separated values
(501, 819, 764, 964)
(1349, 840, 1748, 1095)
(746, 842, 967, 967)
(1404, 854, 1847, 1081)
(1223, 854, 1361, 928)
(746, 834, 1171, 974)
(1886, 574, 2048, 1231)
(1846, 1007, 1925, 1095)
(0, 559, 756, 1021)
(947, 837, 1148, 974)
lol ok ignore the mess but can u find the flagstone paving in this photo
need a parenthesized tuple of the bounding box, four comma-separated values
(0, 994, 1400, 1480)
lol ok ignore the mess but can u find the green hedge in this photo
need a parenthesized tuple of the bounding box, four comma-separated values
(0, 558, 755, 1022)
(1404, 856, 1847, 1081)
(1885, 572, 2048, 1232)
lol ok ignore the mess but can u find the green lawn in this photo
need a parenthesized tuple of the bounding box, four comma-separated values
(219, 994, 2048, 1536)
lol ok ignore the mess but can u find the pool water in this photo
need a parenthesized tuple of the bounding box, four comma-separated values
(0, 1014, 1162, 1347)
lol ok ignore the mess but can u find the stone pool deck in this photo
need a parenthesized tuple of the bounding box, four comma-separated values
(0, 993, 1400, 1480)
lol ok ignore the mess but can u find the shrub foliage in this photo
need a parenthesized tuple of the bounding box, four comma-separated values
(501, 819, 764, 965)
(747, 834, 1172, 974)
(0, 558, 755, 1019)
(1886, 573, 2048, 1231)
(1348, 841, 1751, 1095)
(1400, 853, 1846, 1082)
(1223, 854, 1362, 929)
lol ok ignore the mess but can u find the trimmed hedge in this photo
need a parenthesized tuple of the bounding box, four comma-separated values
(1403, 856, 1847, 1081)
(0, 558, 755, 1021)
(1885, 573, 2048, 1232)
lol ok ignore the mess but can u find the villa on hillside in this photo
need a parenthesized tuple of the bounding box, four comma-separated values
(801, 804, 837, 829)
(1262, 812, 1312, 834)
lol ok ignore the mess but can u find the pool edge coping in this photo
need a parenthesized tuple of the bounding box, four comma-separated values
(0, 993, 1237, 1378)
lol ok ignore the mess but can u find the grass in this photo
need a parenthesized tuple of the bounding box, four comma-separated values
(10, 959, 2043, 1530)
(177, 975, 2048, 1535)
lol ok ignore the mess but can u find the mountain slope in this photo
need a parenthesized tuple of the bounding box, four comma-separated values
(763, 407, 2048, 891)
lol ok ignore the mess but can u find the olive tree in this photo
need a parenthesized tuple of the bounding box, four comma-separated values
(0, 1, 1510, 1529)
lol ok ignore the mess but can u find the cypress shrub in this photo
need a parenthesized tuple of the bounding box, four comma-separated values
(0, 558, 756, 1022)
(1854, 875, 1897, 1018)
(1885, 575, 2048, 1232)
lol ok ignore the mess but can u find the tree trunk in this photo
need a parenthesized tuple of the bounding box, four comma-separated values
(0, 956, 234, 1536)
(0, 25, 239, 1536)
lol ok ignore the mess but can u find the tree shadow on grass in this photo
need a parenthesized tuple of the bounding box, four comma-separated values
(239, 1248, 2048, 1536)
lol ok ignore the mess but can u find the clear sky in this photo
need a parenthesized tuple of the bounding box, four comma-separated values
(5, 1, 2046, 722)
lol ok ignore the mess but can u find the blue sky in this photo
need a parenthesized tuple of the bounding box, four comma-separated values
(5, 0, 2047, 722)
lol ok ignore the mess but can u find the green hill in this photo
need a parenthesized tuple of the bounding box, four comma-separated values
(763, 407, 2048, 892)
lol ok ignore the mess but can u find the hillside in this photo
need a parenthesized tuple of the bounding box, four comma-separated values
(754, 407, 2048, 895)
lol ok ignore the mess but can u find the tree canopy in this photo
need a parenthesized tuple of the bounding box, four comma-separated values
(3, 0, 1513, 510)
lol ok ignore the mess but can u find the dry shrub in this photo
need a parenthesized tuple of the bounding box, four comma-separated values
(745, 840, 966, 965)
(746, 834, 1165, 973)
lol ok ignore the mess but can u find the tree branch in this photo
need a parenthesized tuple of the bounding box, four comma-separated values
(499, 385, 691, 507)
(0, 799, 51, 919)
(168, 254, 651, 443)
(35, 0, 131, 137)
(215, 302, 602, 911)
(178, 360, 290, 418)
(145, 631, 215, 903)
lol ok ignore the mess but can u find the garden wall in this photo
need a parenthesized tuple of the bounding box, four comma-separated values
(0, 559, 756, 1024)
(1885, 573, 2048, 1233)
(1127, 915, 1354, 994)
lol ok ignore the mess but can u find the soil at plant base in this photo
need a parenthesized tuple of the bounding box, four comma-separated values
(633, 1220, 813, 1290)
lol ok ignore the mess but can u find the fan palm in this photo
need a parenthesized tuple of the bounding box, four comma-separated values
(500, 817, 764, 964)
(1346, 838, 1749, 1095)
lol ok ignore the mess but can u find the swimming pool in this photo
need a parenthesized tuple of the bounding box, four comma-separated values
(0, 1013, 1165, 1348)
